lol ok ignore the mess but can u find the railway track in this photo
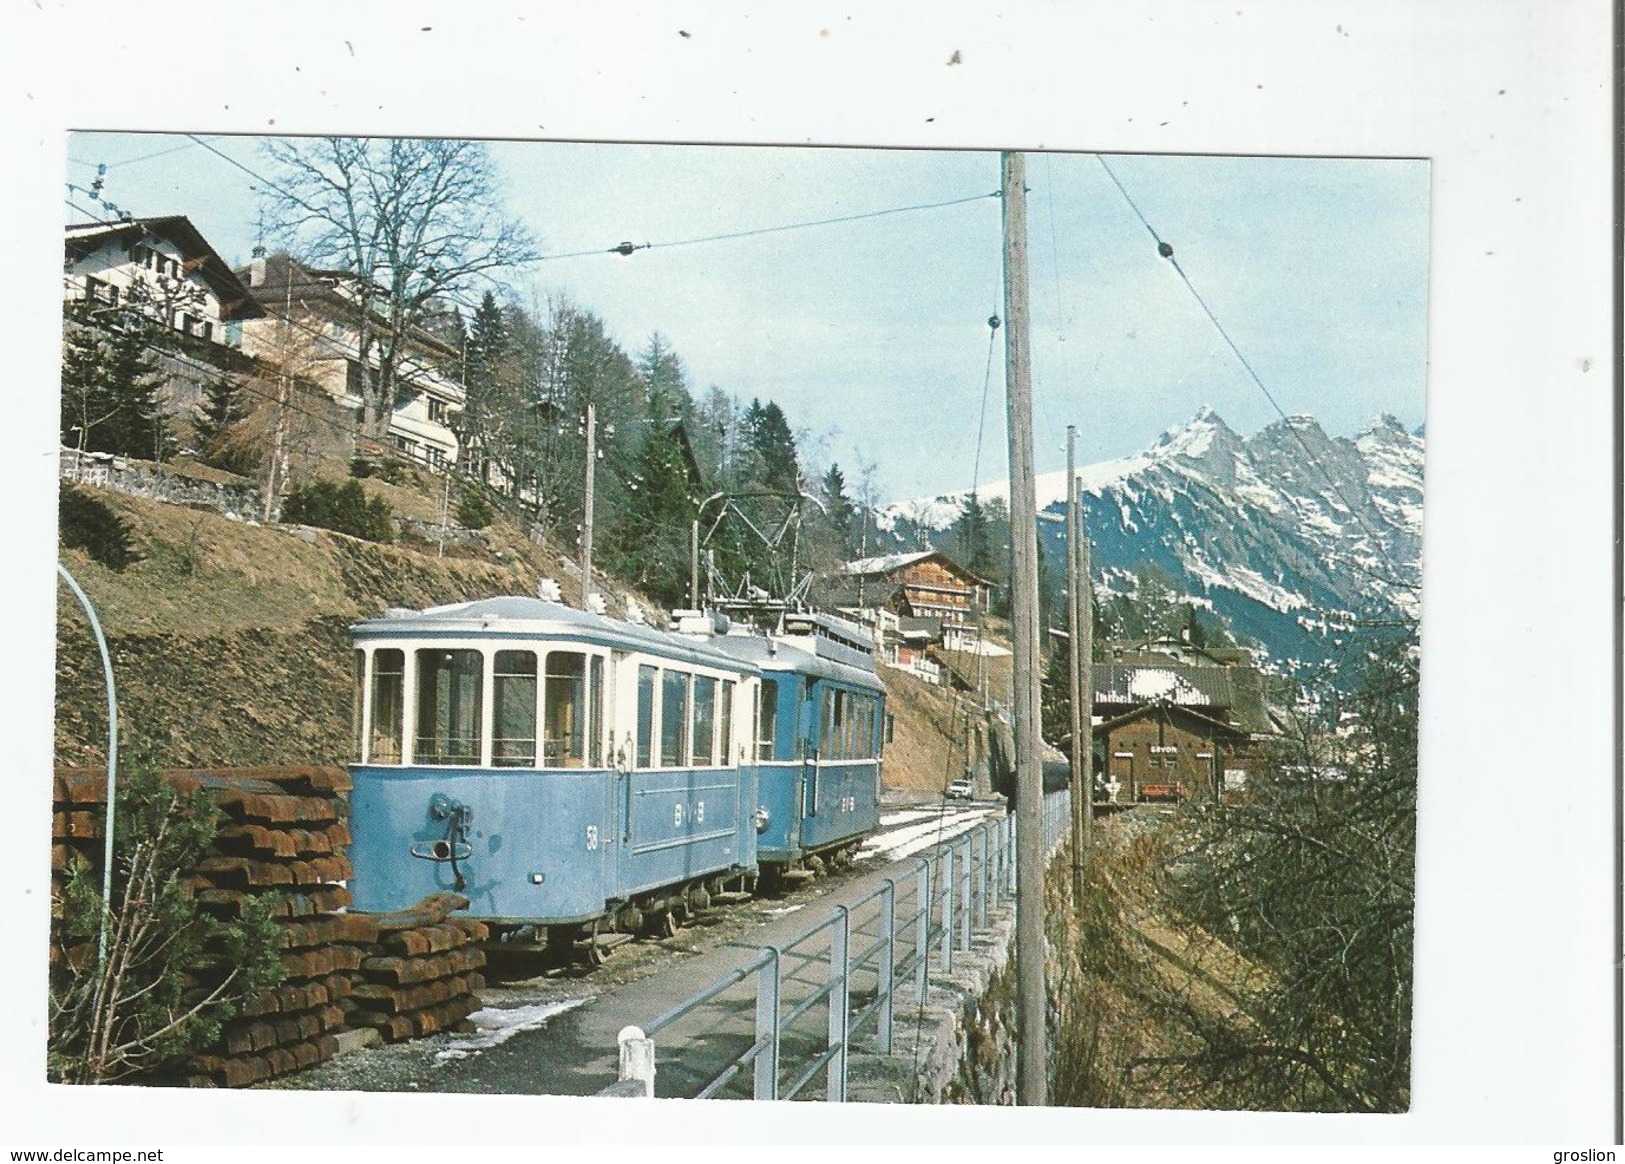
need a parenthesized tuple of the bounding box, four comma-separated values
(259, 798, 1013, 1096)
(479, 799, 1005, 980)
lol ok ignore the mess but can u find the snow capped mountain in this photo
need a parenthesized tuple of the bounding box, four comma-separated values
(878, 407, 1423, 666)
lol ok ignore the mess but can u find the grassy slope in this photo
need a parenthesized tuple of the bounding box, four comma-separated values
(54, 470, 1004, 796)
(54, 477, 584, 768)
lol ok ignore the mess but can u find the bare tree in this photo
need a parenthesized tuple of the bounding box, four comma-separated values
(259, 137, 536, 440)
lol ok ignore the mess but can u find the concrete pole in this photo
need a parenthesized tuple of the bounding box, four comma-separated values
(1001, 151, 1048, 1106)
(580, 402, 596, 608)
(1066, 430, 1086, 904)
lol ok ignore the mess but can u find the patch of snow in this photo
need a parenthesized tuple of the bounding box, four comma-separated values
(434, 999, 587, 1061)
(841, 549, 936, 575)
(857, 807, 1001, 862)
(761, 904, 805, 917)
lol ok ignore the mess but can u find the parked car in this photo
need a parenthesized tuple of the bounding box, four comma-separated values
(947, 777, 974, 800)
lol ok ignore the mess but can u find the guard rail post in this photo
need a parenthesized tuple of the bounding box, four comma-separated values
(913, 858, 930, 997)
(939, 844, 955, 972)
(827, 905, 850, 1102)
(985, 819, 997, 916)
(1006, 813, 1018, 893)
(975, 824, 989, 929)
(991, 815, 1003, 906)
(877, 878, 896, 1054)
(754, 947, 781, 1100)
(617, 1025, 655, 1097)
(958, 834, 972, 952)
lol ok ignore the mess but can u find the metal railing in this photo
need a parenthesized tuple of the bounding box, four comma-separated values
(612, 789, 1071, 1099)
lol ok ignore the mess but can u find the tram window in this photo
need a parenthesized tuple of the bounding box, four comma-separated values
(589, 655, 605, 768)
(720, 680, 735, 763)
(795, 680, 811, 760)
(492, 649, 538, 767)
(691, 677, 717, 767)
(833, 690, 850, 761)
(351, 650, 365, 762)
(757, 679, 777, 762)
(414, 648, 482, 766)
(820, 689, 835, 759)
(369, 648, 405, 764)
(661, 670, 690, 767)
(543, 651, 587, 768)
(636, 665, 656, 768)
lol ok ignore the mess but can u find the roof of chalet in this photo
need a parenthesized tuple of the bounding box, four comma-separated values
(840, 549, 991, 586)
(1091, 700, 1251, 741)
(234, 252, 461, 360)
(65, 216, 266, 321)
(896, 616, 943, 643)
(1091, 660, 1274, 736)
(1104, 636, 1255, 667)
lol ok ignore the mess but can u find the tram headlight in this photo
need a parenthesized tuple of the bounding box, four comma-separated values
(753, 806, 770, 834)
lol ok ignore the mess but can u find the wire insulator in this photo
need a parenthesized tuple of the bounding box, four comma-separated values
(988, 314, 1001, 331)
(1158, 241, 1175, 259)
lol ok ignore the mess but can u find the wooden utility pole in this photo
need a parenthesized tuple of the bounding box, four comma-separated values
(1002, 151, 1047, 1107)
(1066, 427, 1086, 902)
(1079, 483, 1094, 855)
(580, 402, 596, 607)
(690, 519, 701, 609)
(263, 263, 294, 523)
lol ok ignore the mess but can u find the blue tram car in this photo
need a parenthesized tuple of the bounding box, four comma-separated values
(346, 596, 886, 955)
(709, 612, 884, 883)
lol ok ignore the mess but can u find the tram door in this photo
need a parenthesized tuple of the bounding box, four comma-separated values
(799, 678, 818, 850)
(609, 651, 638, 886)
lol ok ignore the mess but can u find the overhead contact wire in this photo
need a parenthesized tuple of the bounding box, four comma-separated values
(1093, 154, 1419, 599)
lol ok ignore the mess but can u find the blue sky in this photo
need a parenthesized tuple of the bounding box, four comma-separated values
(66, 133, 1429, 504)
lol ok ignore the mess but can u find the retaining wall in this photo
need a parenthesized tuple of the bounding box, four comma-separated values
(846, 900, 1020, 1105)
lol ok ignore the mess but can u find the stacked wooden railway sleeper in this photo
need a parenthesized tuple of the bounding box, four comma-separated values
(344, 892, 488, 1044)
(50, 766, 487, 1086)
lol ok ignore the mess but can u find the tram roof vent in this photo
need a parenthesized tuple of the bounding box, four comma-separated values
(383, 607, 415, 620)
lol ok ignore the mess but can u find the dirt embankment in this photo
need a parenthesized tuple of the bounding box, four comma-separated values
(1047, 811, 1283, 1110)
(879, 665, 981, 796)
(53, 482, 583, 768)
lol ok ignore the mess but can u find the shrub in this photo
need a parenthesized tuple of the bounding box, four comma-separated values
(49, 751, 284, 1083)
(455, 488, 495, 530)
(281, 479, 395, 543)
(59, 487, 139, 571)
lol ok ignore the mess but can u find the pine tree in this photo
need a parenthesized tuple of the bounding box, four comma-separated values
(59, 313, 172, 462)
(637, 333, 690, 413)
(605, 389, 698, 605)
(193, 373, 251, 471)
(748, 399, 799, 492)
(821, 463, 856, 552)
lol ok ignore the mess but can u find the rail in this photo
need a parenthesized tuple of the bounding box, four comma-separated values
(610, 788, 1071, 1099)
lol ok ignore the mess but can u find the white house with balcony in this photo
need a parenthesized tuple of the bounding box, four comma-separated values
(236, 251, 465, 472)
(64, 215, 264, 345)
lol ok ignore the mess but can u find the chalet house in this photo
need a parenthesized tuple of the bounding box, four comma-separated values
(1091, 637, 1274, 803)
(837, 550, 991, 623)
(833, 550, 992, 683)
(63, 218, 267, 465)
(64, 216, 264, 347)
(236, 252, 465, 472)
